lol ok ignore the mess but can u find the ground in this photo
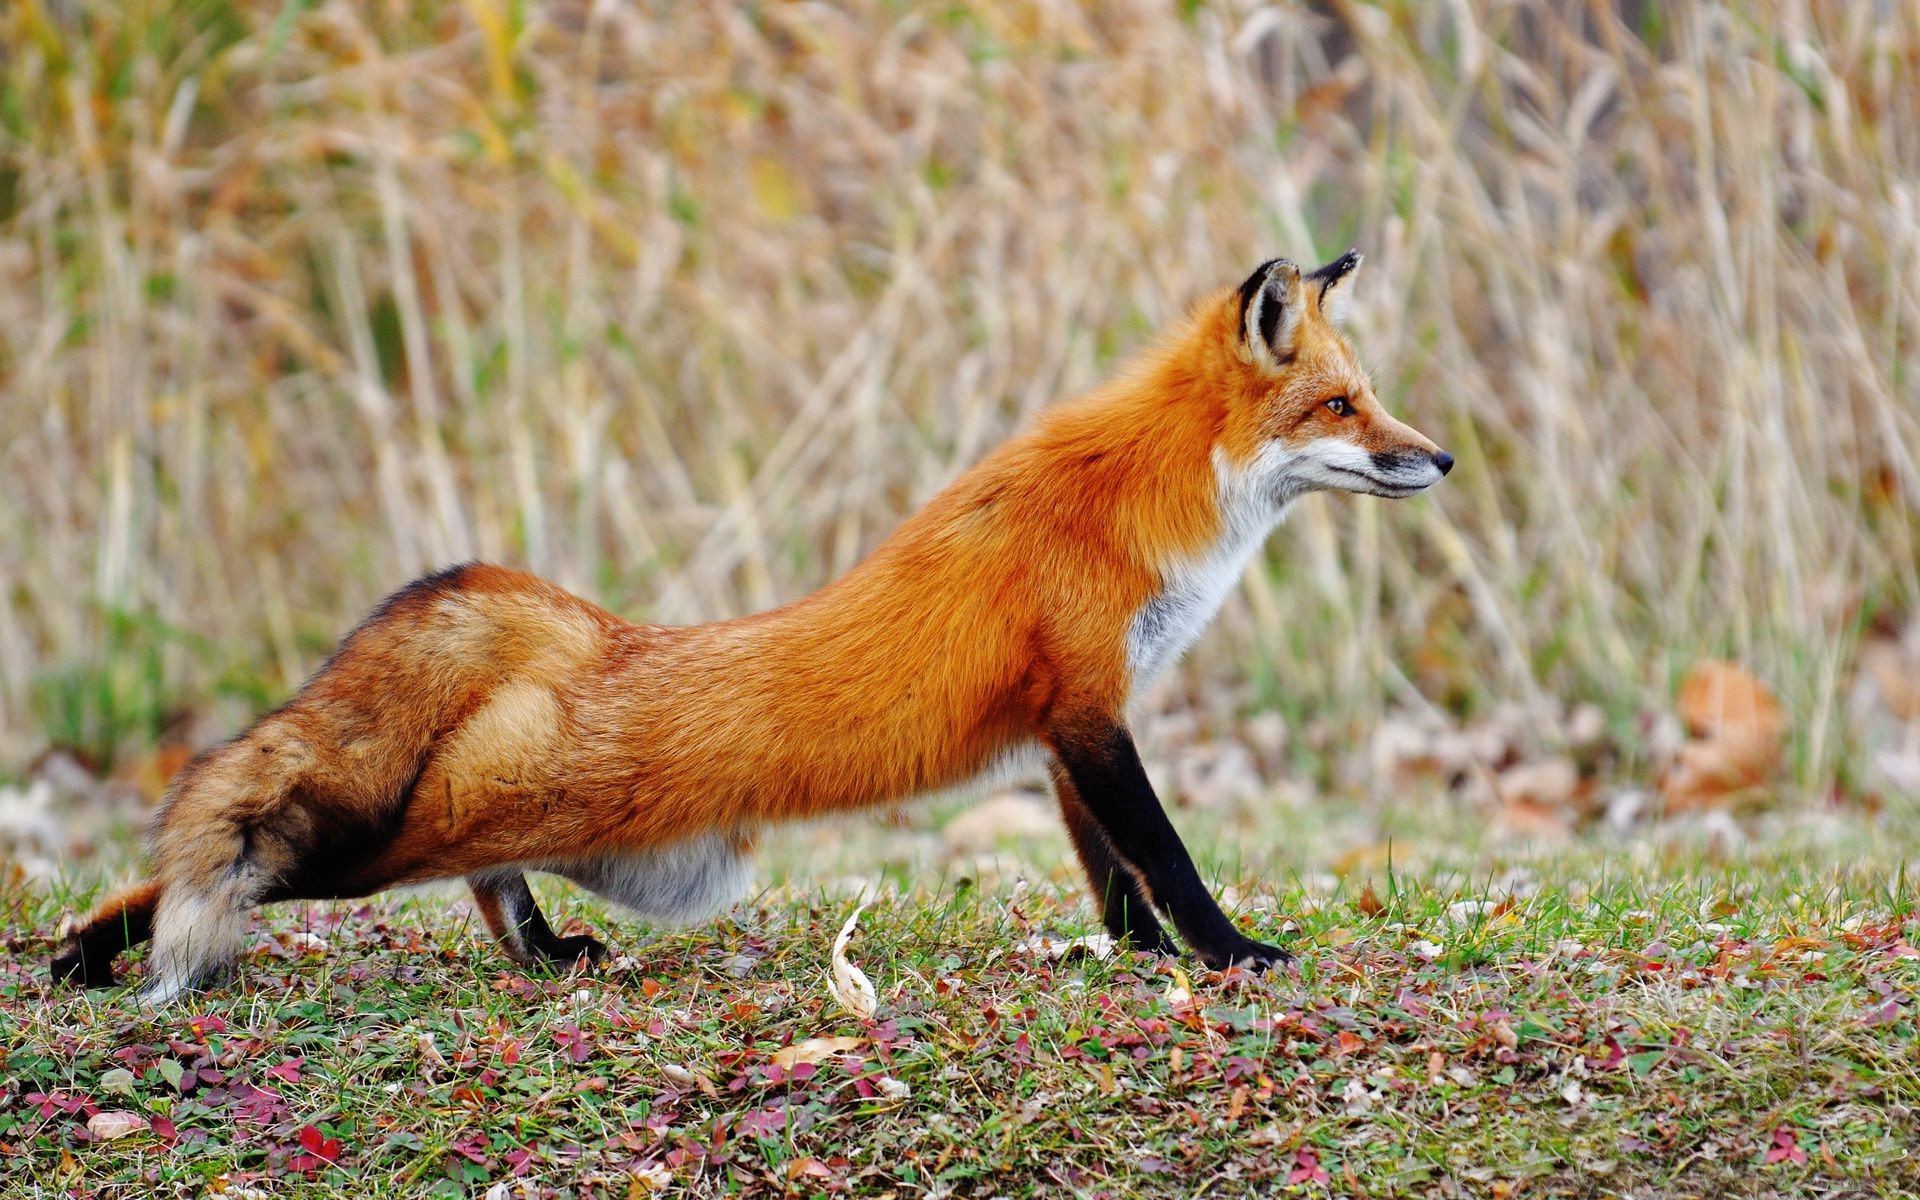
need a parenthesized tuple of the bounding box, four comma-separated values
(4, 828, 1917, 1199)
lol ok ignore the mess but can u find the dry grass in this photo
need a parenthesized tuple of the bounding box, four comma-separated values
(1, 1, 1917, 806)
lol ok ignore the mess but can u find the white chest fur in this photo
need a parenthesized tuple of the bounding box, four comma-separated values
(1125, 445, 1297, 689)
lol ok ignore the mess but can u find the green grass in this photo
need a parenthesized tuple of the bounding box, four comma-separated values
(5, 847, 1918, 1198)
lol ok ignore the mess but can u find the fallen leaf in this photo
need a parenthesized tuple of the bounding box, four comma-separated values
(628, 1161, 673, 1194)
(1226, 1084, 1248, 1122)
(86, 1111, 146, 1140)
(1496, 758, 1579, 809)
(1355, 883, 1385, 917)
(768, 1036, 864, 1070)
(827, 903, 878, 1020)
(1663, 661, 1786, 810)
(942, 792, 1058, 853)
(1678, 661, 1786, 739)
(659, 1063, 694, 1087)
(297, 1124, 342, 1164)
(1016, 933, 1117, 962)
(1862, 638, 1920, 721)
(1165, 965, 1194, 1008)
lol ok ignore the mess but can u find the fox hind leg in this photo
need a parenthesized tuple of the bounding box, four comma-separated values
(467, 870, 606, 968)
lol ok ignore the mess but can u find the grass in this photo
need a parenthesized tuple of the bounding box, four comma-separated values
(1, 1, 1917, 796)
(5, 835, 1919, 1198)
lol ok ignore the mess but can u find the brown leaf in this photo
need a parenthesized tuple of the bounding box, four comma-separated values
(1862, 638, 1920, 722)
(1676, 661, 1785, 741)
(86, 1111, 147, 1141)
(1494, 798, 1574, 841)
(1355, 883, 1385, 917)
(768, 1036, 864, 1070)
(1663, 662, 1786, 810)
(827, 903, 878, 1021)
(1226, 1085, 1248, 1122)
(1496, 758, 1579, 809)
(942, 793, 1058, 854)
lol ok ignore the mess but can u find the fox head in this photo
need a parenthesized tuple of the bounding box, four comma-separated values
(1214, 253, 1451, 502)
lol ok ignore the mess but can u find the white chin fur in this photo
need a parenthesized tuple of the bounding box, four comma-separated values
(1290, 440, 1440, 498)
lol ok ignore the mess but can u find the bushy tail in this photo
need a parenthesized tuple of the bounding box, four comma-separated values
(135, 731, 310, 1005)
(50, 880, 163, 989)
(52, 722, 310, 1004)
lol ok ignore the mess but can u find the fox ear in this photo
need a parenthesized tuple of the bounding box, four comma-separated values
(1236, 258, 1303, 367)
(1306, 250, 1362, 325)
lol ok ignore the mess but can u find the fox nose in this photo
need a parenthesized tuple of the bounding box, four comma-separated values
(1432, 451, 1454, 476)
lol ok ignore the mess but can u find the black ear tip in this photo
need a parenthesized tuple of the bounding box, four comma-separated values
(1307, 250, 1364, 284)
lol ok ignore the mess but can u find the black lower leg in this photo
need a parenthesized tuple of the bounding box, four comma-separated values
(1048, 716, 1290, 972)
(1053, 767, 1175, 955)
(476, 872, 606, 967)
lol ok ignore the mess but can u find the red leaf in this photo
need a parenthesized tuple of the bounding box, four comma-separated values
(1286, 1149, 1332, 1185)
(265, 1058, 304, 1084)
(1765, 1128, 1807, 1166)
(297, 1124, 342, 1164)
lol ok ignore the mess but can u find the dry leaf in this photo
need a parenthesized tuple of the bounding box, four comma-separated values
(1016, 933, 1117, 962)
(827, 903, 878, 1020)
(768, 1036, 864, 1070)
(1331, 844, 1390, 876)
(1678, 661, 1787, 740)
(942, 793, 1057, 853)
(1165, 965, 1194, 1008)
(1663, 662, 1786, 811)
(1355, 883, 1385, 917)
(1496, 758, 1579, 809)
(628, 1161, 673, 1194)
(86, 1111, 147, 1140)
(1493, 797, 1574, 841)
(1862, 638, 1920, 722)
(1226, 1085, 1249, 1122)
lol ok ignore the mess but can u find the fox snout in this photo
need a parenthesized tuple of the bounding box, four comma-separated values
(1355, 446, 1453, 497)
(1371, 449, 1454, 478)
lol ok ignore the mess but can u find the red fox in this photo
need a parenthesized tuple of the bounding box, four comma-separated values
(52, 253, 1450, 1003)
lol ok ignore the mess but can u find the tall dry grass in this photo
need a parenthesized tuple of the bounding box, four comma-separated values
(0, 1, 1915, 801)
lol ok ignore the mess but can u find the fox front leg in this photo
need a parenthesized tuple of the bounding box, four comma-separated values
(1046, 716, 1289, 972)
(1050, 763, 1177, 956)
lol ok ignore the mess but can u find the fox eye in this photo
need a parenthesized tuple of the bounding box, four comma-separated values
(1325, 396, 1351, 417)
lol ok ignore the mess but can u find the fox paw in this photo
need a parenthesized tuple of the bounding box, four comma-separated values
(1199, 937, 1293, 974)
(545, 934, 608, 968)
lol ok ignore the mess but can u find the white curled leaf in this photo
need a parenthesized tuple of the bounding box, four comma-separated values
(827, 902, 878, 1020)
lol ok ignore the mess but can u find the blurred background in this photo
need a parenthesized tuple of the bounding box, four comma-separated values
(2, 1, 1917, 884)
